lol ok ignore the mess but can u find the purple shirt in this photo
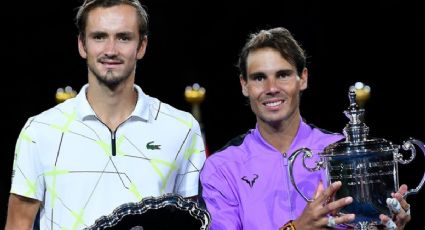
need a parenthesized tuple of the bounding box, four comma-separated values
(200, 120, 343, 230)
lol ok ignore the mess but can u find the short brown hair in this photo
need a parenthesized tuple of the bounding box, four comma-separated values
(238, 27, 306, 80)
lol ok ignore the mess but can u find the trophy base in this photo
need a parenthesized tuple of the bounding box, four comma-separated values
(338, 201, 387, 230)
(341, 221, 384, 230)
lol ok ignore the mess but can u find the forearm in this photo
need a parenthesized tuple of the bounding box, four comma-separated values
(5, 220, 33, 230)
(5, 194, 40, 230)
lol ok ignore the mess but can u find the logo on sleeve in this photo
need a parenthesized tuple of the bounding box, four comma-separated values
(146, 141, 161, 150)
(241, 174, 259, 188)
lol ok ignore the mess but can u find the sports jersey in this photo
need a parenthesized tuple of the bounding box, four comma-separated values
(11, 84, 206, 229)
(200, 120, 343, 230)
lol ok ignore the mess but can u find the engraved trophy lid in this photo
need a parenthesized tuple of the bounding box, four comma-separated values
(321, 88, 396, 157)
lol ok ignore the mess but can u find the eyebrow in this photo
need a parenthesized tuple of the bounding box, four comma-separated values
(88, 31, 136, 37)
(248, 72, 266, 79)
(276, 69, 294, 76)
(116, 32, 136, 37)
(88, 31, 107, 37)
(248, 69, 294, 78)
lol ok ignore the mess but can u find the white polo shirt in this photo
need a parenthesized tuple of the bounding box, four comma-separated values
(10, 84, 206, 230)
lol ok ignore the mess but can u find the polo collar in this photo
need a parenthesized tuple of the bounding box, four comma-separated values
(75, 84, 150, 122)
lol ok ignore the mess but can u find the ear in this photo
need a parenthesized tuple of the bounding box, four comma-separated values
(78, 35, 87, 59)
(299, 68, 308, 91)
(136, 35, 148, 59)
(240, 75, 248, 97)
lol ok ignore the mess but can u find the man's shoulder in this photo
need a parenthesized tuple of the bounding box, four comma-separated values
(201, 130, 255, 183)
(31, 97, 77, 121)
(148, 96, 194, 120)
(305, 122, 344, 144)
(17, 98, 78, 138)
(207, 130, 253, 162)
(217, 132, 250, 152)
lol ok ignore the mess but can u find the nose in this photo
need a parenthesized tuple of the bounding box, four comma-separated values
(265, 78, 279, 94)
(104, 39, 118, 56)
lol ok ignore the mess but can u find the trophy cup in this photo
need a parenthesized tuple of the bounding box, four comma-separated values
(185, 83, 210, 156)
(55, 86, 77, 104)
(86, 193, 211, 230)
(184, 83, 206, 123)
(288, 89, 425, 229)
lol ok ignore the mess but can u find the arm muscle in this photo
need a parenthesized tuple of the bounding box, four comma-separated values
(5, 194, 40, 230)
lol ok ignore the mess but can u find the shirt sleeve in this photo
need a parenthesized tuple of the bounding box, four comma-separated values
(10, 118, 45, 201)
(175, 116, 206, 197)
(200, 158, 242, 230)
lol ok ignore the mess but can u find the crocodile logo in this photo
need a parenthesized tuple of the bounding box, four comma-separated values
(146, 141, 161, 150)
(241, 174, 259, 188)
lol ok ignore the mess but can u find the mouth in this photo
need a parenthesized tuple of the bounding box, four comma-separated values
(99, 57, 123, 68)
(263, 99, 284, 110)
(101, 60, 121, 65)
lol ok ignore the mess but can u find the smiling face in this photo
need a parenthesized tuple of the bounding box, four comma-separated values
(241, 47, 308, 128)
(78, 4, 147, 88)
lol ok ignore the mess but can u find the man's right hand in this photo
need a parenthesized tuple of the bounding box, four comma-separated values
(292, 181, 355, 230)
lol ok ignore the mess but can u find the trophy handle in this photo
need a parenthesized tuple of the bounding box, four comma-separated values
(396, 138, 425, 198)
(288, 148, 325, 202)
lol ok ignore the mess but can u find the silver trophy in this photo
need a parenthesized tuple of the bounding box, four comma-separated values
(85, 193, 211, 230)
(288, 89, 425, 229)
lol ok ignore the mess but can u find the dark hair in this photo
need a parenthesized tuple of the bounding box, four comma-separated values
(75, 0, 148, 43)
(238, 27, 306, 80)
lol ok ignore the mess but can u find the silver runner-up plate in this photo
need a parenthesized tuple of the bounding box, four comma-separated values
(85, 193, 211, 230)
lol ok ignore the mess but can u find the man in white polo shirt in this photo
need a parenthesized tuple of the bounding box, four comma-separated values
(5, 0, 206, 229)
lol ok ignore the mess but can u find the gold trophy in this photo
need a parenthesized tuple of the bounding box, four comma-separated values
(185, 83, 210, 156)
(55, 86, 77, 104)
(184, 83, 206, 123)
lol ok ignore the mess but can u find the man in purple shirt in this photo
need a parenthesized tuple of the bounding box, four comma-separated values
(200, 27, 411, 230)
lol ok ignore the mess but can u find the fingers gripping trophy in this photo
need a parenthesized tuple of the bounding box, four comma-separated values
(288, 86, 425, 229)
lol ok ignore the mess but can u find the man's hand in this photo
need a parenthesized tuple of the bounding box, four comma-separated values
(292, 181, 355, 230)
(380, 184, 411, 230)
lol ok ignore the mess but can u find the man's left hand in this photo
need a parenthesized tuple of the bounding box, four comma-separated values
(380, 184, 411, 230)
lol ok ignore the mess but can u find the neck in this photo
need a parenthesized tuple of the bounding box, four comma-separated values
(86, 80, 137, 131)
(257, 113, 301, 154)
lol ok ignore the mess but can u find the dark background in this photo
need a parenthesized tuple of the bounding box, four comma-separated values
(1, 0, 424, 228)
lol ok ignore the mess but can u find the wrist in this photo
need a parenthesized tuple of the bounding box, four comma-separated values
(279, 220, 296, 230)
